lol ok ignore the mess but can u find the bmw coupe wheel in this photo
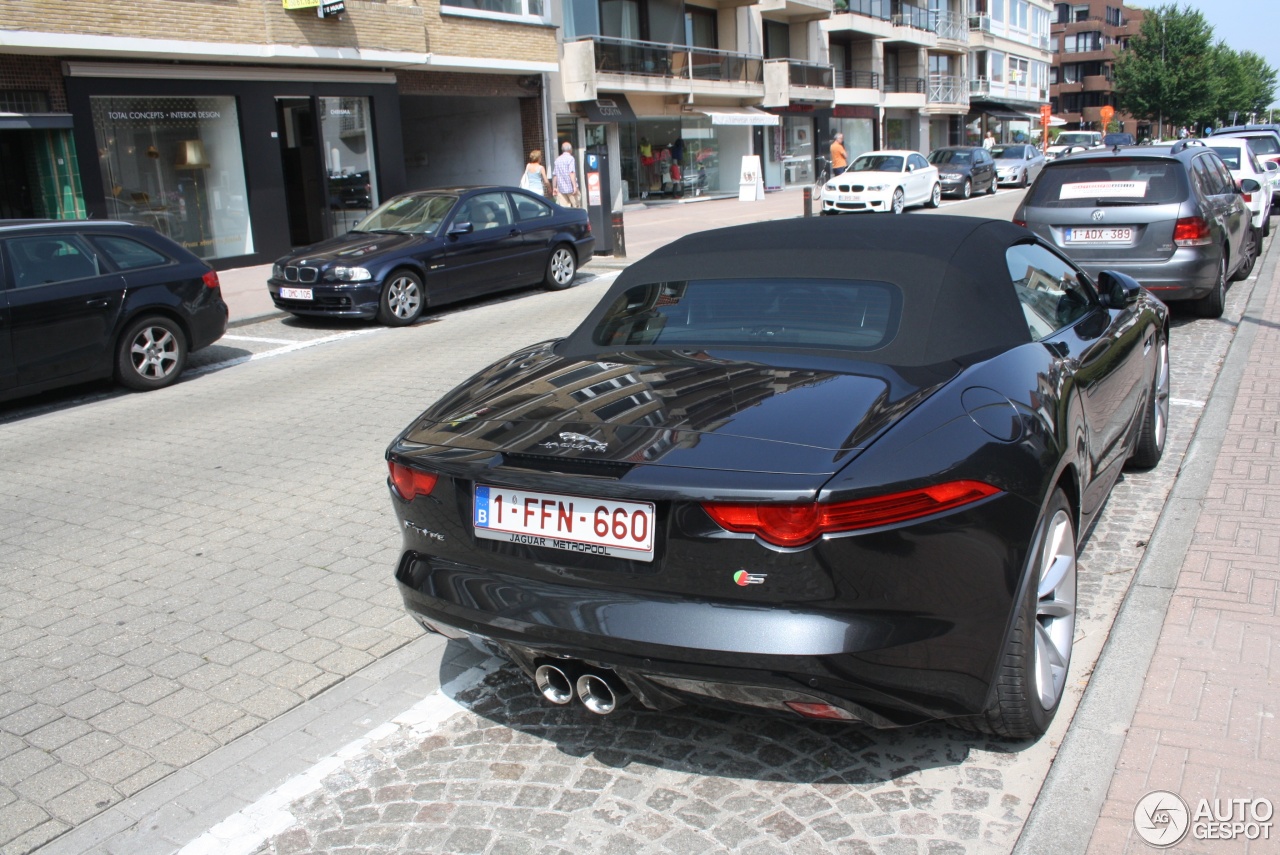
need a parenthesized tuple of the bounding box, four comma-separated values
(927, 184, 942, 208)
(1193, 253, 1227, 319)
(377, 270, 425, 326)
(1128, 332, 1170, 470)
(116, 316, 187, 391)
(545, 244, 577, 290)
(890, 188, 905, 215)
(1231, 227, 1259, 282)
(956, 488, 1076, 739)
(961, 179, 972, 199)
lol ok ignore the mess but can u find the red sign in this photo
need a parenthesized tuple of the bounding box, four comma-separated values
(1040, 104, 1052, 123)
(1100, 105, 1115, 125)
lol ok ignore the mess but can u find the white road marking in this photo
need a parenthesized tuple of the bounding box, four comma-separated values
(1171, 398, 1205, 408)
(190, 328, 385, 376)
(220, 334, 300, 344)
(177, 658, 501, 855)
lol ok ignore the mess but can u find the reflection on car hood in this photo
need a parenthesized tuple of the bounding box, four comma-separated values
(280, 231, 432, 264)
(401, 345, 954, 475)
(829, 171, 902, 182)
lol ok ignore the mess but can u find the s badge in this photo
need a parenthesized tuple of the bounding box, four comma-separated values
(733, 570, 766, 586)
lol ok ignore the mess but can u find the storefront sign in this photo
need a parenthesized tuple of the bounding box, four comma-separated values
(739, 155, 764, 202)
(833, 106, 875, 120)
(580, 95, 636, 123)
(282, 0, 346, 16)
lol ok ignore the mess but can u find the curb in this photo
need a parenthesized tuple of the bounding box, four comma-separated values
(1012, 236, 1278, 853)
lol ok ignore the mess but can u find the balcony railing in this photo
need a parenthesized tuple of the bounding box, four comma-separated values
(968, 14, 991, 32)
(891, 4, 931, 30)
(927, 73, 967, 104)
(586, 36, 763, 83)
(835, 69, 881, 89)
(786, 59, 834, 88)
(842, 0, 890, 20)
(970, 75, 990, 96)
(885, 75, 925, 94)
(933, 10, 968, 42)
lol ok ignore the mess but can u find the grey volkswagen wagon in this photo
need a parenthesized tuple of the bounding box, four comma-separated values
(1013, 139, 1254, 318)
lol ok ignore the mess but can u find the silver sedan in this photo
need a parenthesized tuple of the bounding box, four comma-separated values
(992, 144, 1046, 188)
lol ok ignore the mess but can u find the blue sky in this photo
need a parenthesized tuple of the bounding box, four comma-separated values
(1128, 0, 1280, 111)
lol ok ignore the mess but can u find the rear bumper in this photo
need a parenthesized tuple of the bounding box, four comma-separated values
(1074, 247, 1222, 302)
(190, 289, 229, 351)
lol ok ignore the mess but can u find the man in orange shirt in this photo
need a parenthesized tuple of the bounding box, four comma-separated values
(829, 132, 848, 176)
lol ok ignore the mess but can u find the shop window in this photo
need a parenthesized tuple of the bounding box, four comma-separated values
(320, 97, 379, 236)
(91, 96, 253, 261)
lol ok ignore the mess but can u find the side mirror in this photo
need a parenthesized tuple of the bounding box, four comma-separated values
(447, 222, 474, 237)
(1097, 269, 1143, 308)
(1241, 178, 1262, 194)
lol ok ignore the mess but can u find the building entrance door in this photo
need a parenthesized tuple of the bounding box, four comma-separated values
(276, 97, 327, 247)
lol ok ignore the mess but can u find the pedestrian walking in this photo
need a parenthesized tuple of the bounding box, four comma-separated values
(829, 132, 848, 177)
(519, 149, 550, 198)
(983, 131, 995, 150)
(552, 141, 580, 208)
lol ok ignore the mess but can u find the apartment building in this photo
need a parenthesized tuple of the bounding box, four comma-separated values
(0, 0, 558, 267)
(967, 0, 1053, 144)
(1048, 0, 1144, 137)
(551, 0, 1054, 208)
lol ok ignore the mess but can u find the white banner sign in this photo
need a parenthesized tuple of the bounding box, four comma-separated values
(738, 155, 764, 202)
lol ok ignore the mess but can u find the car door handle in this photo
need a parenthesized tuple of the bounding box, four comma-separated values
(85, 299, 111, 309)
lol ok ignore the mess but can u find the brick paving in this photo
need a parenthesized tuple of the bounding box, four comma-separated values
(1083, 252, 1280, 853)
(0, 190, 1270, 854)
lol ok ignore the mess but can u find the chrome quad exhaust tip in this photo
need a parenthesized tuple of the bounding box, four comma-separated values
(534, 662, 577, 705)
(575, 671, 630, 715)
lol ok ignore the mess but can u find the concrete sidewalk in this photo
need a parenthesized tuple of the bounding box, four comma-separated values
(1017, 236, 1280, 853)
(214, 189, 810, 324)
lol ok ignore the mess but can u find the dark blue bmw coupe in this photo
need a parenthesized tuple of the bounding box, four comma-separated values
(268, 186, 594, 326)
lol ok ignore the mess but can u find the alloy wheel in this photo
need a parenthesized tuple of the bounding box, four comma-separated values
(1152, 338, 1170, 452)
(387, 275, 421, 320)
(130, 325, 180, 380)
(891, 189, 904, 214)
(550, 247, 575, 287)
(1034, 508, 1077, 711)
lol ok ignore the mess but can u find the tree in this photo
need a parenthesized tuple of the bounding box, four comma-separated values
(1113, 4, 1216, 133)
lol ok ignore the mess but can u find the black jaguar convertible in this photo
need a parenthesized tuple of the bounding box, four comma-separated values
(385, 215, 1170, 740)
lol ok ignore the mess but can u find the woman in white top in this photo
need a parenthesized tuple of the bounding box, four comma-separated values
(520, 149, 549, 197)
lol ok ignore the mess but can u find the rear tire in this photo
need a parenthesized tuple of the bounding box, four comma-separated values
(116, 315, 187, 392)
(1127, 331, 1169, 470)
(988, 176, 998, 195)
(544, 244, 577, 290)
(953, 488, 1076, 740)
(1231, 227, 1259, 282)
(1192, 253, 1227, 318)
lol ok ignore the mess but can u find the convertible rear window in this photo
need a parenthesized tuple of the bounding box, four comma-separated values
(1025, 159, 1187, 207)
(590, 278, 901, 351)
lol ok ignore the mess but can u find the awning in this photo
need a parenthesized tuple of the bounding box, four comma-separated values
(690, 106, 779, 126)
(984, 108, 1030, 120)
(579, 95, 636, 123)
(0, 113, 74, 130)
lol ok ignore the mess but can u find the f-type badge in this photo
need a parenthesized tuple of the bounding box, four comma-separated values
(540, 432, 608, 452)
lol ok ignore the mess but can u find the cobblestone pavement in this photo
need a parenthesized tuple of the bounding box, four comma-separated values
(1, 209, 1267, 854)
(230, 256, 1265, 853)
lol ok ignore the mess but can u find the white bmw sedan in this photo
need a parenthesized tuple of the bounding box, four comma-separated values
(822, 150, 941, 215)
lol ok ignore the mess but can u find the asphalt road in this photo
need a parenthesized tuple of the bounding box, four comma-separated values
(0, 191, 1264, 855)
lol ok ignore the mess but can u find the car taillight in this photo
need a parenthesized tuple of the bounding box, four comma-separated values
(202, 270, 221, 289)
(388, 460, 438, 501)
(1173, 216, 1212, 246)
(1013, 218, 1027, 227)
(701, 480, 1001, 548)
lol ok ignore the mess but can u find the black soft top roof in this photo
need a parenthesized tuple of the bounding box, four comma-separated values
(561, 215, 1036, 367)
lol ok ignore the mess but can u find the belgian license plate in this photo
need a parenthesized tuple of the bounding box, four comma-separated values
(473, 484, 655, 562)
(1065, 226, 1134, 244)
(839, 193, 859, 202)
(280, 287, 313, 300)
